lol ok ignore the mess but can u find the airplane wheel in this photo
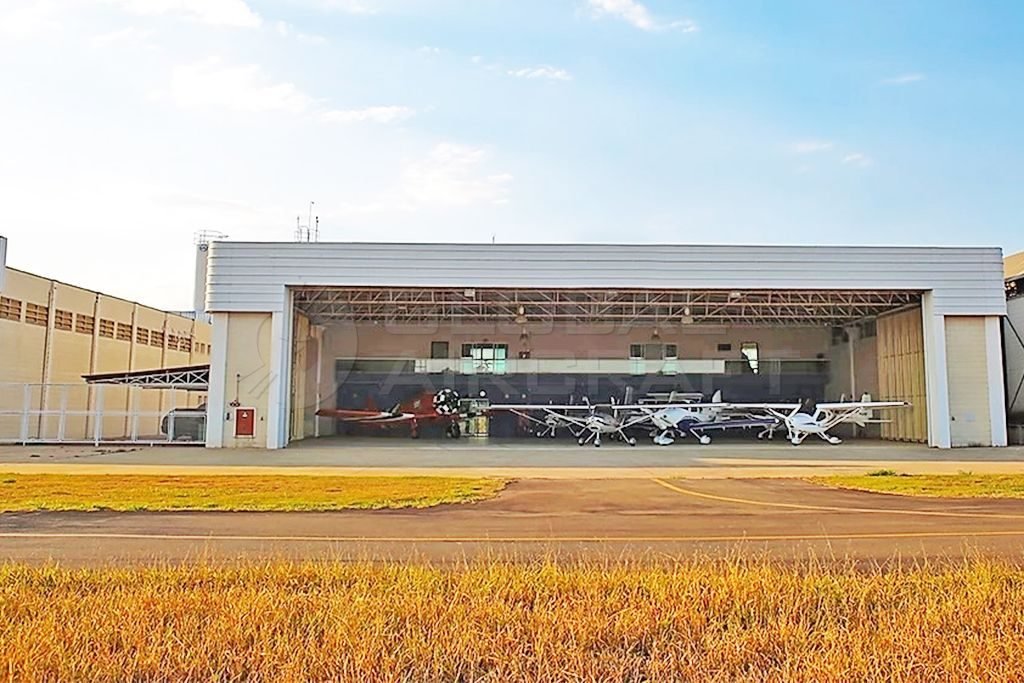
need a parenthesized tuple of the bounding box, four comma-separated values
(578, 437, 586, 446)
(628, 438, 636, 447)
(550, 431, 557, 438)
(790, 437, 801, 446)
(699, 435, 711, 445)
(594, 441, 601, 448)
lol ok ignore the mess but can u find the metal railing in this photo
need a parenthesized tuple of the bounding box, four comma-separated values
(0, 383, 205, 445)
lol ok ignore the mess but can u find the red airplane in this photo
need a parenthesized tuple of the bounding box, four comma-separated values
(316, 389, 465, 438)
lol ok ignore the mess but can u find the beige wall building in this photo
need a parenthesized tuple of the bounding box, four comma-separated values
(0, 236, 211, 442)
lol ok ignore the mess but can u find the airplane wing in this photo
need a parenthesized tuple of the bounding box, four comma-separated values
(814, 400, 909, 410)
(488, 404, 598, 411)
(688, 417, 780, 431)
(316, 408, 398, 420)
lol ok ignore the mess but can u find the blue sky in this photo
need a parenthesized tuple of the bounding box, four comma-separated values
(1, 0, 1022, 309)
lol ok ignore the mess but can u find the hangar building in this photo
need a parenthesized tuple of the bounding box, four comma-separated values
(0, 235, 212, 443)
(202, 241, 1008, 450)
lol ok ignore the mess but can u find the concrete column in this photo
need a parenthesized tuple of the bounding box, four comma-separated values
(204, 313, 229, 448)
(986, 315, 1008, 447)
(920, 292, 951, 448)
(266, 290, 294, 450)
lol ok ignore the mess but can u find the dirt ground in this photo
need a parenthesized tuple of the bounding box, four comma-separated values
(4, 477, 1024, 565)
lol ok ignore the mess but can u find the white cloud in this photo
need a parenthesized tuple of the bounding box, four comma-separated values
(791, 140, 834, 154)
(90, 26, 154, 47)
(418, 46, 443, 55)
(310, 0, 377, 14)
(273, 20, 327, 44)
(881, 73, 925, 85)
(158, 59, 415, 125)
(400, 144, 512, 207)
(320, 106, 415, 124)
(507, 65, 572, 81)
(160, 59, 314, 113)
(586, 0, 697, 33)
(0, 1, 61, 38)
(842, 152, 872, 168)
(103, 0, 261, 28)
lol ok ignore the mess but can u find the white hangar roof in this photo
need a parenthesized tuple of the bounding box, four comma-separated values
(205, 241, 1007, 318)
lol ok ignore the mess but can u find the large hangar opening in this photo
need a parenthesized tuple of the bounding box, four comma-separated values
(202, 242, 1008, 450)
(288, 286, 927, 445)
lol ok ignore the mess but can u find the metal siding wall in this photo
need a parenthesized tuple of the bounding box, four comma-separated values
(945, 317, 993, 447)
(206, 243, 1007, 317)
(877, 307, 928, 443)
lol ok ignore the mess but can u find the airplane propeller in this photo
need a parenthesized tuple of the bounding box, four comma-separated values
(433, 388, 461, 415)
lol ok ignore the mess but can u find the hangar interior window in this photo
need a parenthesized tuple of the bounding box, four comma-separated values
(740, 342, 759, 375)
(116, 322, 133, 342)
(430, 341, 449, 359)
(150, 330, 164, 347)
(0, 297, 22, 322)
(99, 319, 115, 338)
(461, 343, 507, 373)
(136, 328, 150, 345)
(830, 327, 849, 346)
(54, 309, 73, 331)
(629, 343, 677, 360)
(717, 343, 733, 352)
(25, 303, 49, 326)
(75, 314, 94, 335)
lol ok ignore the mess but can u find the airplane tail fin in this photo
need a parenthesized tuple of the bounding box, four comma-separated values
(711, 389, 723, 404)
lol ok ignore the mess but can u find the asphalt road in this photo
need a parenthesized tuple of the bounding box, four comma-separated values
(3, 478, 1024, 565)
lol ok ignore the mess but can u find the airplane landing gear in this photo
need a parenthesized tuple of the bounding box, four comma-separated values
(445, 422, 462, 439)
(698, 435, 712, 445)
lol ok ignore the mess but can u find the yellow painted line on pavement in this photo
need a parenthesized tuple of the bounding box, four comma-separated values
(2, 530, 1024, 543)
(651, 478, 1024, 520)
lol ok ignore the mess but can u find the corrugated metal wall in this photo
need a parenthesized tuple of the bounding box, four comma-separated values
(945, 316, 993, 447)
(205, 242, 1007, 317)
(877, 307, 928, 443)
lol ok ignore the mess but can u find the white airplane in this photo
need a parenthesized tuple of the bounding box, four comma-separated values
(446, 390, 909, 448)
(493, 398, 655, 447)
(758, 394, 910, 445)
(490, 392, 780, 447)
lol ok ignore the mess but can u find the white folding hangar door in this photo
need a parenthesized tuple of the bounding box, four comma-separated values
(943, 316, 1005, 447)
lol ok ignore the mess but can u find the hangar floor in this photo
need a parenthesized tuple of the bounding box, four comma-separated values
(1, 439, 1022, 478)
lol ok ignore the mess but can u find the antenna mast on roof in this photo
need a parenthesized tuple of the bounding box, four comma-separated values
(294, 201, 320, 242)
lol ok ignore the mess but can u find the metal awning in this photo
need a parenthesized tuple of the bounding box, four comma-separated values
(83, 364, 210, 390)
(293, 287, 922, 327)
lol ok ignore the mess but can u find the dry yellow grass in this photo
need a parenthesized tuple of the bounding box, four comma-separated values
(812, 472, 1024, 499)
(0, 473, 506, 511)
(3, 559, 1024, 682)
